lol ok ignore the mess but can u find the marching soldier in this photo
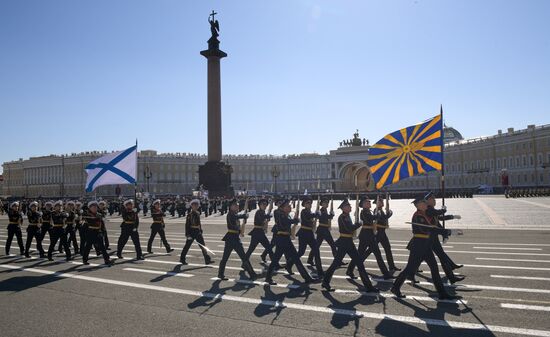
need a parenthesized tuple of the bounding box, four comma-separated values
(147, 199, 173, 254)
(425, 192, 464, 283)
(264, 199, 315, 285)
(289, 197, 324, 277)
(98, 201, 111, 250)
(180, 199, 213, 265)
(75, 201, 85, 255)
(322, 199, 378, 292)
(244, 198, 274, 264)
(40, 201, 53, 243)
(374, 195, 400, 271)
(346, 197, 393, 280)
(307, 198, 337, 266)
(391, 195, 457, 300)
(218, 199, 257, 280)
(47, 200, 72, 261)
(65, 201, 79, 255)
(25, 201, 45, 258)
(82, 201, 113, 266)
(5, 201, 25, 256)
(117, 199, 144, 260)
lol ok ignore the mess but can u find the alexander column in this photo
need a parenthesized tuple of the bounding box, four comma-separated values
(198, 11, 233, 197)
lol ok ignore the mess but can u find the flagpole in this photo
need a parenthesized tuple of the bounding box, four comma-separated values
(135, 139, 138, 205)
(440, 105, 446, 229)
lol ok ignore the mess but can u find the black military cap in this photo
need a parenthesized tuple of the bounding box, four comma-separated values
(338, 199, 351, 209)
(359, 196, 371, 208)
(279, 199, 290, 207)
(320, 197, 330, 204)
(412, 194, 427, 205)
(424, 191, 434, 200)
(301, 197, 312, 206)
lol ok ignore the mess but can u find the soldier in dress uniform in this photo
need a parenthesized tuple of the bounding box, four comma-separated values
(65, 201, 79, 255)
(244, 198, 274, 265)
(117, 199, 144, 260)
(82, 201, 113, 266)
(180, 199, 213, 265)
(374, 195, 399, 271)
(5, 201, 25, 256)
(39, 201, 53, 244)
(264, 199, 315, 285)
(25, 201, 45, 258)
(346, 197, 393, 280)
(47, 200, 72, 261)
(288, 197, 324, 277)
(322, 199, 378, 292)
(147, 199, 173, 254)
(74, 201, 84, 255)
(390, 195, 457, 300)
(424, 192, 464, 283)
(306, 198, 337, 266)
(98, 201, 111, 250)
(218, 199, 257, 280)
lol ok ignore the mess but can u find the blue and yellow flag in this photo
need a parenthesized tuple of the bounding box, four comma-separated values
(367, 114, 443, 190)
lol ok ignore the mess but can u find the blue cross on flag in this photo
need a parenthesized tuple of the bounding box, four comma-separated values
(85, 145, 137, 192)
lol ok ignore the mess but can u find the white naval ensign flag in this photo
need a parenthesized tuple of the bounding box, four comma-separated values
(85, 145, 137, 192)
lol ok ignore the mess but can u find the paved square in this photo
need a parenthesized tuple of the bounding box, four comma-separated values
(2, 196, 550, 336)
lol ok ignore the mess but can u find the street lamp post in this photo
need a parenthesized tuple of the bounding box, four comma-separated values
(271, 166, 280, 194)
(144, 166, 152, 194)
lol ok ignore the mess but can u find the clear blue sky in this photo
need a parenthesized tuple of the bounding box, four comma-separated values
(1, 0, 549, 174)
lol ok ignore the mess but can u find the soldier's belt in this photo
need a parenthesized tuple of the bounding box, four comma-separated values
(153, 221, 163, 224)
(88, 226, 101, 230)
(376, 225, 389, 229)
(362, 225, 376, 229)
(29, 223, 39, 226)
(277, 231, 290, 236)
(253, 225, 264, 229)
(53, 224, 64, 227)
(318, 223, 331, 228)
(190, 226, 201, 229)
(339, 233, 353, 238)
(227, 229, 240, 234)
(124, 221, 135, 224)
(8, 222, 20, 225)
(413, 234, 430, 239)
(42, 221, 51, 224)
(300, 226, 313, 231)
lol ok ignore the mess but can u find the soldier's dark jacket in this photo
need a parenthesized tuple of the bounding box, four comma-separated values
(83, 211, 103, 230)
(41, 209, 52, 224)
(51, 211, 67, 226)
(27, 210, 41, 225)
(121, 208, 139, 227)
(374, 208, 392, 228)
(151, 210, 164, 224)
(8, 209, 22, 224)
(185, 210, 201, 237)
(317, 207, 333, 225)
(338, 213, 361, 237)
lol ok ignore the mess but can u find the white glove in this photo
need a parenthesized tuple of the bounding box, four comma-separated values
(330, 211, 335, 216)
(38, 211, 43, 216)
(442, 205, 447, 211)
(453, 214, 461, 220)
(133, 208, 138, 212)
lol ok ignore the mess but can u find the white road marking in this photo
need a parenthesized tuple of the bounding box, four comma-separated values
(210, 277, 301, 289)
(477, 257, 550, 263)
(123, 267, 194, 278)
(473, 247, 542, 251)
(491, 275, 550, 282)
(333, 289, 466, 304)
(501, 303, 550, 312)
(1, 264, 548, 337)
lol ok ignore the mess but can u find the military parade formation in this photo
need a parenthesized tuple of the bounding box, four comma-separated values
(2, 192, 465, 301)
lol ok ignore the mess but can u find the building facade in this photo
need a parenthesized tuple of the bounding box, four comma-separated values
(2, 125, 550, 198)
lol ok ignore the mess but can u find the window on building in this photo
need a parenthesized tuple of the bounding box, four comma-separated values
(530, 156, 534, 167)
(522, 156, 527, 167)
